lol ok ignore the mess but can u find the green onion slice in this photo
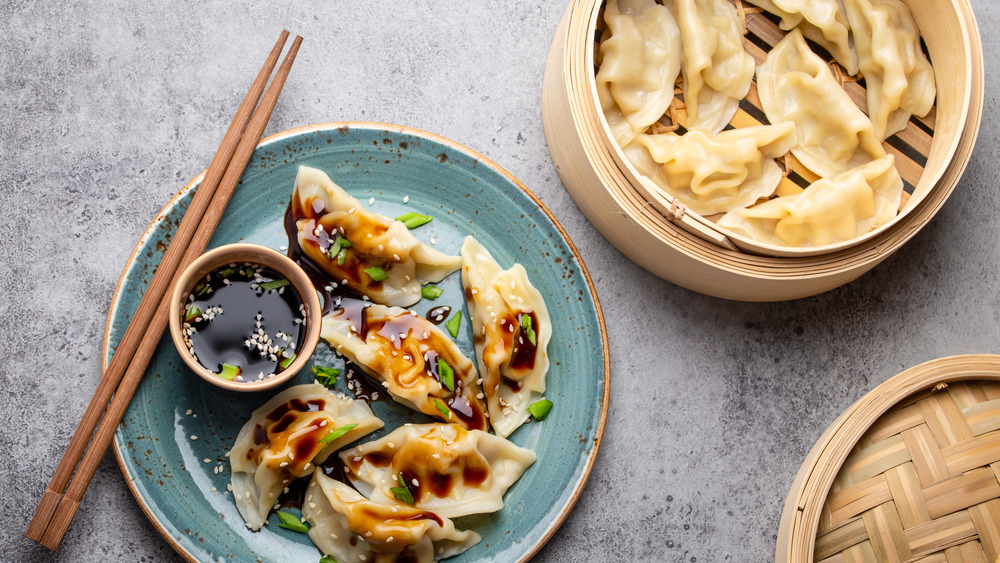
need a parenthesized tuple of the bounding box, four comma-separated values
(520, 314, 537, 347)
(336, 248, 347, 265)
(445, 313, 462, 338)
(363, 267, 389, 282)
(389, 472, 415, 504)
(434, 399, 451, 419)
(421, 285, 443, 300)
(259, 278, 290, 291)
(276, 510, 309, 533)
(184, 306, 202, 323)
(395, 212, 433, 229)
(312, 365, 340, 386)
(218, 363, 241, 381)
(318, 423, 358, 453)
(327, 236, 344, 260)
(194, 282, 211, 297)
(437, 358, 455, 392)
(319, 556, 339, 563)
(528, 399, 553, 420)
(217, 267, 236, 278)
(279, 352, 296, 370)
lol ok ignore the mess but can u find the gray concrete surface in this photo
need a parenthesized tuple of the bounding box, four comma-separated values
(2, 1, 998, 561)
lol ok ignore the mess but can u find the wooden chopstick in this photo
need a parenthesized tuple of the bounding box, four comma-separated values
(28, 32, 302, 551)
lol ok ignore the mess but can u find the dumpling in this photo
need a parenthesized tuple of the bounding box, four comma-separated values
(303, 472, 480, 563)
(757, 29, 887, 178)
(340, 423, 537, 518)
(320, 300, 488, 431)
(596, 0, 682, 146)
(842, 0, 935, 139)
(622, 122, 797, 215)
(460, 237, 551, 438)
(290, 165, 461, 307)
(717, 154, 903, 247)
(745, 0, 857, 75)
(665, 0, 756, 132)
(230, 383, 384, 531)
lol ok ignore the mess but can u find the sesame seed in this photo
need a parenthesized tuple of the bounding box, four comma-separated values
(186, 409, 193, 416)
(368, 197, 375, 205)
(190, 435, 198, 440)
(403, 196, 409, 203)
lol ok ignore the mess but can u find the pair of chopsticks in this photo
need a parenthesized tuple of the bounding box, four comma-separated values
(25, 30, 303, 551)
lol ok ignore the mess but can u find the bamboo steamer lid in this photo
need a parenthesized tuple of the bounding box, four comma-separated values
(541, 0, 985, 301)
(777, 355, 1000, 562)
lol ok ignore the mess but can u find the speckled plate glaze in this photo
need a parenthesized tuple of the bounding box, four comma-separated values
(104, 122, 609, 563)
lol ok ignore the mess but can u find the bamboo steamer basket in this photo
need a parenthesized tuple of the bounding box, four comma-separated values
(776, 355, 1000, 562)
(541, 0, 984, 301)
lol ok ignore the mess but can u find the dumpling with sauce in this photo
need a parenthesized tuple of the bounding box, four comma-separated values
(303, 472, 481, 563)
(339, 423, 536, 518)
(460, 237, 551, 438)
(230, 383, 384, 531)
(320, 301, 488, 431)
(290, 165, 461, 307)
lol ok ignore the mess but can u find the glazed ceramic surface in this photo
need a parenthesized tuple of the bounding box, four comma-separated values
(104, 123, 609, 562)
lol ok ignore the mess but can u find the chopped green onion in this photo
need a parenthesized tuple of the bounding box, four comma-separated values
(445, 313, 462, 338)
(312, 365, 340, 387)
(421, 285, 443, 300)
(217, 267, 236, 278)
(327, 236, 344, 260)
(319, 557, 339, 563)
(260, 278, 290, 291)
(184, 306, 202, 323)
(437, 358, 455, 392)
(319, 423, 358, 452)
(279, 352, 297, 370)
(363, 267, 389, 282)
(395, 212, 433, 229)
(528, 399, 553, 420)
(336, 248, 347, 265)
(276, 510, 309, 533)
(218, 363, 241, 381)
(194, 281, 211, 297)
(520, 314, 537, 347)
(434, 399, 451, 419)
(389, 472, 415, 504)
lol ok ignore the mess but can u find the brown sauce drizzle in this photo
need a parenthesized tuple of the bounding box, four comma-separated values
(425, 305, 451, 325)
(509, 311, 539, 371)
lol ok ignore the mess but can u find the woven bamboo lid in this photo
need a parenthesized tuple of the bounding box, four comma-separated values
(777, 355, 1000, 562)
(541, 0, 985, 301)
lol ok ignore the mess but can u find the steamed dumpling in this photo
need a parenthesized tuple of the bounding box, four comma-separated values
(340, 423, 537, 518)
(842, 0, 935, 139)
(596, 0, 683, 146)
(229, 383, 384, 531)
(460, 237, 551, 438)
(320, 301, 488, 431)
(757, 29, 887, 178)
(291, 165, 461, 307)
(746, 0, 857, 74)
(303, 472, 480, 563)
(623, 122, 797, 215)
(717, 154, 903, 247)
(665, 0, 756, 132)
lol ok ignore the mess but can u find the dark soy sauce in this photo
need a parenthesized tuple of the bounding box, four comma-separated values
(425, 305, 451, 325)
(184, 263, 305, 383)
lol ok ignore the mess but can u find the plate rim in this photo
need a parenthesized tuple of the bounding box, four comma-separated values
(105, 121, 611, 562)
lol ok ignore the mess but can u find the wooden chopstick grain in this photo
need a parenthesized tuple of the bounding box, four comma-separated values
(28, 31, 300, 550)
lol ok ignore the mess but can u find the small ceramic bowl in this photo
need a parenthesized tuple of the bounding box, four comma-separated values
(168, 243, 321, 391)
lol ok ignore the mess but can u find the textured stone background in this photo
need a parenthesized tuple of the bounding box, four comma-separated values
(2, 1, 997, 561)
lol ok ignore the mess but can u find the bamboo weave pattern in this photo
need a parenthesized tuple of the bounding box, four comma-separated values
(814, 381, 1000, 563)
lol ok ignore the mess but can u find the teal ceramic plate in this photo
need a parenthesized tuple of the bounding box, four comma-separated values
(106, 123, 609, 562)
